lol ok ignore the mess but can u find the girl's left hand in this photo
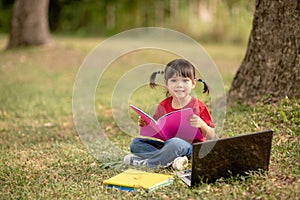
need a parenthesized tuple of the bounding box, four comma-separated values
(138, 116, 147, 127)
(189, 114, 203, 128)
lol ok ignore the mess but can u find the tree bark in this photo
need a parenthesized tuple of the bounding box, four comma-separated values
(228, 0, 300, 104)
(7, 0, 51, 49)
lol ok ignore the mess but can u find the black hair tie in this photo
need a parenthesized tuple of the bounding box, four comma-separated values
(198, 78, 205, 83)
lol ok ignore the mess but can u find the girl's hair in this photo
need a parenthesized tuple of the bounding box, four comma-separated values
(150, 58, 209, 94)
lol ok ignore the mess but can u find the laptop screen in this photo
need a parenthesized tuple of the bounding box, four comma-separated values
(191, 130, 273, 186)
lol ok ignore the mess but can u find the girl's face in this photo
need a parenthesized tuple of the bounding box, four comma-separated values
(166, 74, 196, 100)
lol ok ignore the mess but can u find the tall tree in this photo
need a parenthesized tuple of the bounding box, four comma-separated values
(228, 0, 300, 104)
(7, 0, 51, 49)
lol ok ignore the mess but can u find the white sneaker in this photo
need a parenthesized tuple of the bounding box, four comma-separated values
(172, 156, 188, 171)
(123, 154, 148, 166)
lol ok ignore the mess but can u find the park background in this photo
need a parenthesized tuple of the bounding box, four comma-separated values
(0, 0, 253, 43)
(0, 0, 299, 199)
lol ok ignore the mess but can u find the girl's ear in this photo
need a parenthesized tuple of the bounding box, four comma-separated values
(163, 79, 170, 93)
(192, 79, 197, 88)
(164, 79, 167, 86)
(164, 79, 171, 89)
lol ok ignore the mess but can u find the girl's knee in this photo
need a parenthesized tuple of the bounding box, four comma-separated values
(130, 137, 140, 145)
(130, 138, 141, 152)
(166, 137, 192, 155)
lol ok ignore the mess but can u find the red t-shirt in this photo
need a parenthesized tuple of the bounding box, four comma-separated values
(153, 96, 214, 142)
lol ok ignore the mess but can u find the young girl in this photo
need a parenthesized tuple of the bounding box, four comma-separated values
(124, 58, 215, 170)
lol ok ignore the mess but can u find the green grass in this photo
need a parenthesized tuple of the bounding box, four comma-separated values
(0, 34, 299, 199)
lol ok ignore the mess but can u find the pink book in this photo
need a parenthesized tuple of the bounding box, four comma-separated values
(130, 104, 204, 143)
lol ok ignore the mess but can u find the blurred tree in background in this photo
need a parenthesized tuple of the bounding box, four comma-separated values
(7, 0, 51, 48)
(0, 0, 254, 43)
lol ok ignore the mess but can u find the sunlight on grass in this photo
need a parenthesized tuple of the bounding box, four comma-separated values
(0, 35, 299, 199)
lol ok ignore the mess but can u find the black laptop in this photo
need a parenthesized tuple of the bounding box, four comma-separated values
(175, 130, 273, 186)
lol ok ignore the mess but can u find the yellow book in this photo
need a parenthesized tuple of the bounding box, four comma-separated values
(102, 169, 174, 191)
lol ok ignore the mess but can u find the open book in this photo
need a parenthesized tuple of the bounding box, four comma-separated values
(102, 169, 174, 192)
(130, 104, 204, 143)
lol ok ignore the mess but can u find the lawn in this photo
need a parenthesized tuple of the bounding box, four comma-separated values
(0, 34, 299, 199)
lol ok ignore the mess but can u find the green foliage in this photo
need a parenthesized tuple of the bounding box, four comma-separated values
(0, 0, 254, 43)
(0, 35, 299, 199)
(0, 0, 13, 33)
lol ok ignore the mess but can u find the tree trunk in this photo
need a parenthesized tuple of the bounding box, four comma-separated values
(228, 0, 300, 104)
(7, 0, 51, 49)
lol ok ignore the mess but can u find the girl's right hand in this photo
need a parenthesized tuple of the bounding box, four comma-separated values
(138, 116, 146, 127)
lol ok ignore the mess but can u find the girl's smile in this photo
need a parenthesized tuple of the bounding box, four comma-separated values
(166, 75, 196, 107)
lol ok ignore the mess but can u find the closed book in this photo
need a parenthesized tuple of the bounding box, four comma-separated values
(103, 169, 174, 192)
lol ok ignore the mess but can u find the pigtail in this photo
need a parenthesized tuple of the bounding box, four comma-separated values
(197, 78, 209, 94)
(150, 70, 164, 88)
